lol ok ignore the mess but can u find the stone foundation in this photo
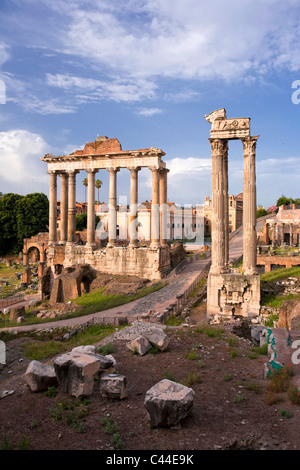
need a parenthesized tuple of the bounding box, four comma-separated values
(47, 244, 171, 281)
(207, 272, 261, 323)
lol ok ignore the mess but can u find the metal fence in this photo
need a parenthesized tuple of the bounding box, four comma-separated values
(0, 293, 25, 309)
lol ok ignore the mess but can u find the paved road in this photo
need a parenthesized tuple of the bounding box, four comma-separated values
(1, 230, 244, 333)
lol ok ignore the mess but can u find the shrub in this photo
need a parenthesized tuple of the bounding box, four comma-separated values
(233, 393, 247, 403)
(264, 391, 285, 406)
(287, 386, 300, 405)
(97, 342, 116, 355)
(44, 386, 58, 398)
(279, 408, 292, 418)
(267, 366, 294, 393)
(185, 350, 197, 360)
(244, 382, 261, 394)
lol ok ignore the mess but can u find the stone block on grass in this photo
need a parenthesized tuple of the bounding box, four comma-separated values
(126, 335, 152, 356)
(100, 373, 127, 399)
(144, 379, 195, 428)
(25, 360, 58, 392)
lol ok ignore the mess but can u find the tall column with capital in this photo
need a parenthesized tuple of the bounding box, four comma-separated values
(209, 139, 227, 274)
(48, 170, 57, 244)
(87, 169, 98, 246)
(222, 142, 229, 269)
(151, 167, 160, 248)
(159, 168, 169, 246)
(107, 168, 119, 247)
(60, 173, 69, 243)
(67, 170, 78, 244)
(129, 167, 140, 247)
(242, 136, 259, 275)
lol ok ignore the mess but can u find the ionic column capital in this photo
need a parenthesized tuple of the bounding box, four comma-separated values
(86, 168, 98, 174)
(158, 167, 170, 174)
(128, 166, 141, 173)
(106, 167, 120, 173)
(67, 169, 80, 177)
(149, 166, 159, 173)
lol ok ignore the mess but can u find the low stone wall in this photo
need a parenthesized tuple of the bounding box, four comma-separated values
(48, 244, 171, 281)
(257, 254, 300, 272)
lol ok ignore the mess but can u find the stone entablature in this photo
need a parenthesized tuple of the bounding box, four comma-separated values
(205, 108, 251, 140)
(42, 136, 166, 172)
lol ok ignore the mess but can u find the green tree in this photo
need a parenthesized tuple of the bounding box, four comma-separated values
(76, 213, 100, 231)
(76, 213, 87, 231)
(82, 178, 88, 204)
(95, 179, 103, 204)
(16, 193, 49, 251)
(276, 195, 294, 207)
(0, 193, 23, 255)
(256, 208, 268, 218)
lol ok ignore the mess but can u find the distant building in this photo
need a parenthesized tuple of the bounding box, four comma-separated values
(203, 193, 243, 237)
(95, 200, 204, 243)
(264, 204, 300, 246)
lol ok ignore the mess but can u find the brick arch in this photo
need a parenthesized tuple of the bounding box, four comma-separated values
(23, 232, 49, 266)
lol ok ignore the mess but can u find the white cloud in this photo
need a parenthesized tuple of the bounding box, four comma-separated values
(46, 73, 157, 103)
(136, 107, 162, 117)
(9, 95, 77, 115)
(0, 130, 49, 187)
(50, 0, 300, 82)
(168, 157, 211, 176)
(0, 42, 10, 67)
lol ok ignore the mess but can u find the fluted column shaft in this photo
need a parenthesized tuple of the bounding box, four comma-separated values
(129, 167, 139, 247)
(151, 168, 160, 248)
(222, 145, 229, 269)
(87, 169, 97, 246)
(242, 136, 259, 274)
(48, 171, 57, 244)
(209, 139, 227, 274)
(67, 170, 78, 244)
(60, 173, 68, 243)
(159, 168, 169, 246)
(108, 168, 119, 247)
(290, 223, 293, 246)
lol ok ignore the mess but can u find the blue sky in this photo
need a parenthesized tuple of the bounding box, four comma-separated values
(0, 0, 300, 209)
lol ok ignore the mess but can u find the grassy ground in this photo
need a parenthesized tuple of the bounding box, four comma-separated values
(20, 323, 118, 360)
(0, 263, 26, 298)
(261, 266, 300, 308)
(0, 281, 167, 328)
(71, 281, 167, 317)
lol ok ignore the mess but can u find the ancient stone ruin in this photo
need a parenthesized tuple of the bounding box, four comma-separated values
(205, 109, 260, 322)
(41, 136, 171, 292)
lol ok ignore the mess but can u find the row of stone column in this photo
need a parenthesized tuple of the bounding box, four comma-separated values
(48, 167, 169, 248)
(271, 222, 298, 246)
(209, 136, 258, 275)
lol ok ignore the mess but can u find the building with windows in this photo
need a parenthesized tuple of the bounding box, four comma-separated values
(203, 193, 243, 237)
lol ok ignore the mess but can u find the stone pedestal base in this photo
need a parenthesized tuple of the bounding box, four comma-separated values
(207, 271, 261, 323)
